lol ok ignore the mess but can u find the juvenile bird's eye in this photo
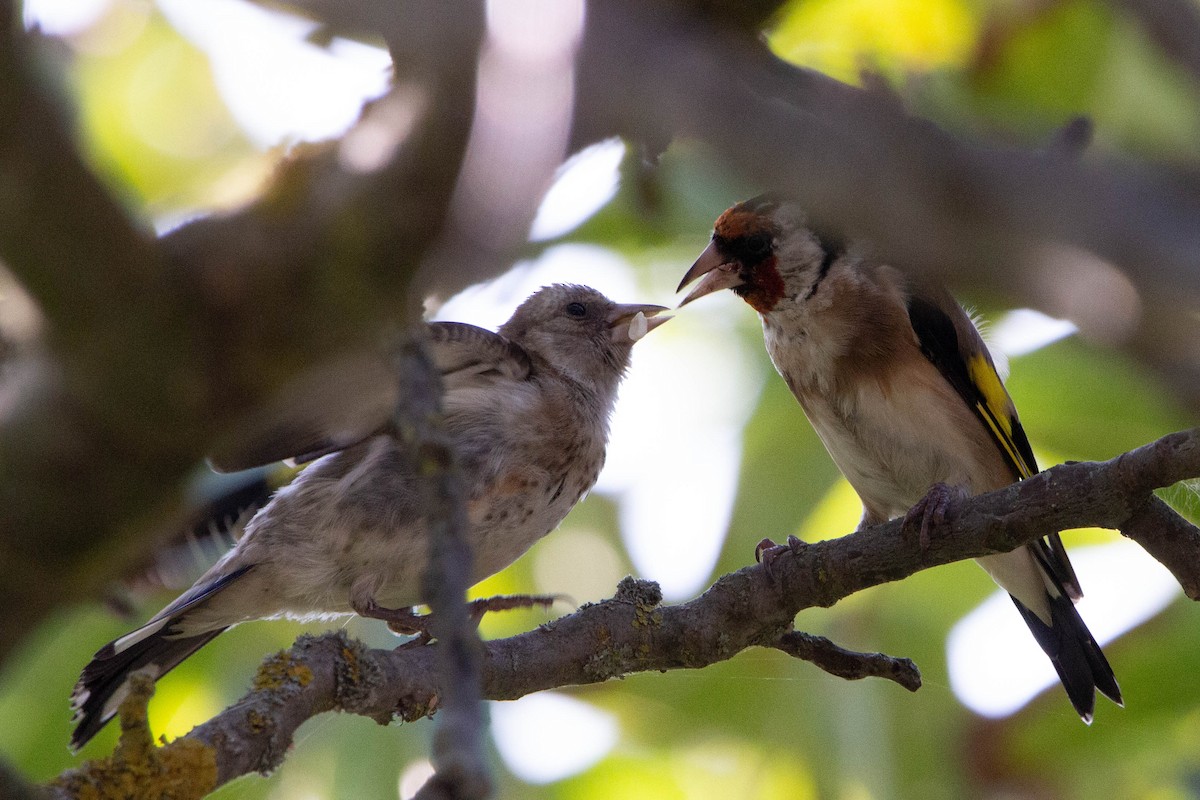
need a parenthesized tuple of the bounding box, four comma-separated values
(566, 302, 587, 318)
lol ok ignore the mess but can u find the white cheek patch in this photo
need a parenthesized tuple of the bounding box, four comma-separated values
(628, 312, 649, 342)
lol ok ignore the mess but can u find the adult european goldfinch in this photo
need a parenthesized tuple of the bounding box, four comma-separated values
(70, 285, 668, 751)
(677, 195, 1121, 723)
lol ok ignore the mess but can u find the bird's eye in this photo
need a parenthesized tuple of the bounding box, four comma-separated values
(745, 234, 771, 257)
(566, 302, 587, 318)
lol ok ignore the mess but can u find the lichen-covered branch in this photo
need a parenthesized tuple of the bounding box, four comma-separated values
(52, 675, 217, 800)
(46, 428, 1200, 798)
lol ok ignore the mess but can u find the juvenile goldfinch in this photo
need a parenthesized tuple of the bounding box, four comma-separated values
(70, 284, 668, 751)
(677, 195, 1121, 723)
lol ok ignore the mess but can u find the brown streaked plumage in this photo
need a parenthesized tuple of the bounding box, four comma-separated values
(679, 195, 1120, 723)
(70, 285, 669, 752)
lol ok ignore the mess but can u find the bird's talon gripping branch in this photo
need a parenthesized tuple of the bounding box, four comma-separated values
(352, 597, 432, 638)
(360, 594, 566, 642)
(755, 535, 804, 576)
(901, 482, 965, 550)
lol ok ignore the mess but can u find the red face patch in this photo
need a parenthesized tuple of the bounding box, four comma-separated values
(738, 260, 785, 313)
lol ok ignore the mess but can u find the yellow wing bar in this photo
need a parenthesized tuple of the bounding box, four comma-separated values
(967, 352, 1036, 480)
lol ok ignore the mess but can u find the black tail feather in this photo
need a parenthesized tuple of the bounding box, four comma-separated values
(70, 625, 225, 752)
(71, 564, 254, 751)
(1012, 592, 1122, 723)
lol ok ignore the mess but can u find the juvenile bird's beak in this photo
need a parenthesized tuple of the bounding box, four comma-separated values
(676, 240, 744, 307)
(608, 304, 670, 343)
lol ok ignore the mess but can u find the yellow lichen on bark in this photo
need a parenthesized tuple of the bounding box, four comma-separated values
(51, 675, 217, 800)
(252, 651, 313, 692)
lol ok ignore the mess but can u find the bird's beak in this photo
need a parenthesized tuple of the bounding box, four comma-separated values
(676, 240, 743, 307)
(608, 303, 671, 343)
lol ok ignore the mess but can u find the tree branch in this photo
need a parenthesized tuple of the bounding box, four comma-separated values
(47, 428, 1200, 798)
(1118, 494, 1200, 599)
(771, 632, 922, 692)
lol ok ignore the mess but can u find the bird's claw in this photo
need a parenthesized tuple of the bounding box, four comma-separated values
(355, 593, 563, 644)
(756, 535, 805, 578)
(352, 597, 433, 639)
(901, 482, 965, 550)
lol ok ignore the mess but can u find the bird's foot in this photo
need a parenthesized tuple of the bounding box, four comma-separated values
(355, 594, 563, 642)
(352, 598, 435, 640)
(755, 535, 805, 578)
(901, 483, 966, 550)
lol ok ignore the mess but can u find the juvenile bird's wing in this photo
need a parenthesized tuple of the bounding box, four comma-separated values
(427, 321, 532, 391)
(208, 324, 531, 473)
(905, 282, 1082, 599)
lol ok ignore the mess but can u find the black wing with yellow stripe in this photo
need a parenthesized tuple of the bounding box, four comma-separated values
(905, 294, 1035, 478)
(906, 291, 1082, 599)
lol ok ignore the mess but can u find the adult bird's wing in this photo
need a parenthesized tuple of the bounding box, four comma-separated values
(905, 282, 1082, 599)
(208, 323, 531, 473)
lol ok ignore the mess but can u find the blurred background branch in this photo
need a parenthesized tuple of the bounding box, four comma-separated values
(0, 757, 50, 800)
(1112, 0, 1200, 83)
(7, 0, 1200, 663)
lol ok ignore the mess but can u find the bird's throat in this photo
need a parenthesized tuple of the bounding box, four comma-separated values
(735, 260, 785, 313)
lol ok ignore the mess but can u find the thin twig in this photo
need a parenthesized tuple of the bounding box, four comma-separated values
(1118, 495, 1200, 599)
(396, 335, 491, 800)
(772, 631, 922, 692)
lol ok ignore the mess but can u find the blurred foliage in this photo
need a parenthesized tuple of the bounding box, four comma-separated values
(52, 0, 269, 217)
(6, 0, 1200, 799)
(770, 0, 977, 81)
